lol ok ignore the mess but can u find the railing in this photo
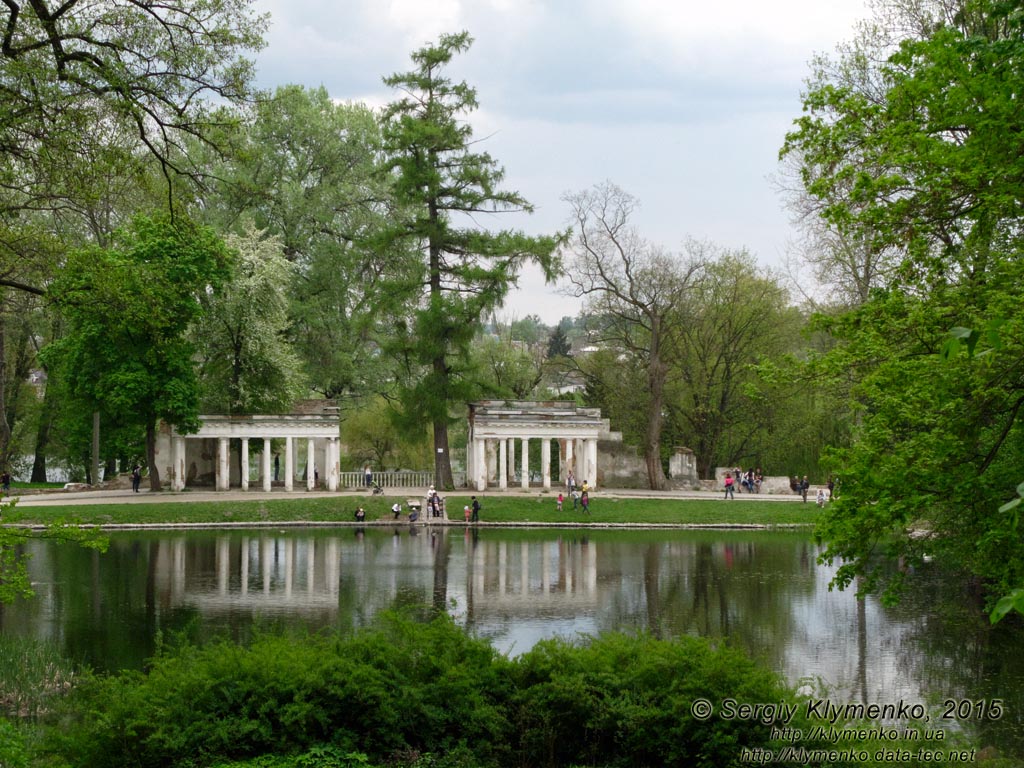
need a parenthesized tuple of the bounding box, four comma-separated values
(338, 470, 434, 490)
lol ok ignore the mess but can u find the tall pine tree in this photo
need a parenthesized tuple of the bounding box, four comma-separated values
(375, 32, 563, 489)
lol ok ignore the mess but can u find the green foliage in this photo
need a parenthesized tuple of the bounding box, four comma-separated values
(0, 635, 78, 721)
(0, 497, 108, 604)
(340, 396, 432, 471)
(195, 224, 307, 414)
(43, 214, 232, 483)
(471, 333, 547, 400)
(0, 717, 30, 768)
(0, 0, 265, 220)
(668, 247, 801, 477)
(46, 614, 802, 768)
(197, 85, 391, 402)
(782, 0, 1024, 606)
(210, 746, 376, 768)
(512, 633, 786, 767)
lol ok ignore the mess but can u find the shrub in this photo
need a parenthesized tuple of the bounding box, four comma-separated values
(46, 615, 800, 767)
(511, 633, 788, 767)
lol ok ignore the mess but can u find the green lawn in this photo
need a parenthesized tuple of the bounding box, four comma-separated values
(5, 493, 821, 527)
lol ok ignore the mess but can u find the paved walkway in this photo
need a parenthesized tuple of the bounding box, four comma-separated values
(10, 484, 807, 507)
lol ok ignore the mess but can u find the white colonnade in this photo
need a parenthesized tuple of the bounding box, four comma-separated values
(466, 401, 608, 493)
(158, 404, 341, 492)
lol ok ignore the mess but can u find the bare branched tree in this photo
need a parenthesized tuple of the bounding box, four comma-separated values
(562, 181, 704, 489)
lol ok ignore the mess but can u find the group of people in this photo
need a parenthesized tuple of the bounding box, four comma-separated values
(788, 475, 838, 504)
(462, 496, 481, 523)
(555, 470, 591, 513)
(724, 467, 763, 499)
(426, 487, 446, 518)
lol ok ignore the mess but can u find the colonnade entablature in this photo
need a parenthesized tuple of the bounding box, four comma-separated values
(467, 400, 609, 492)
(156, 401, 341, 492)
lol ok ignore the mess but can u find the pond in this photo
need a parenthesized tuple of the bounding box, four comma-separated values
(1, 525, 1022, 757)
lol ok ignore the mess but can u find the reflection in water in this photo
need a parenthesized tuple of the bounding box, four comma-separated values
(2, 527, 1022, 756)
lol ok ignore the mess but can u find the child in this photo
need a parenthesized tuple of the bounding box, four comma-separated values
(464, 505, 471, 523)
(557, 492, 563, 512)
(816, 489, 826, 507)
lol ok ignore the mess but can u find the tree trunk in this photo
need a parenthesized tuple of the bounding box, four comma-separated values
(146, 421, 161, 490)
(91, 411, 100, 485)
(0, 308, 11, 469)
(433, 417, 454, 490)
(644, 327, 668, 490)
(30, 388, 52, 482)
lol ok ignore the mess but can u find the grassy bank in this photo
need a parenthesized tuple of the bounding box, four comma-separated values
(5, 493, 821, 527)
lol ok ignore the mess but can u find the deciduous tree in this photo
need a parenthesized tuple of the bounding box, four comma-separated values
(194, 224, 306, 414)
(44, 215, 231, 489)
(563, 182, 703, 489)
(782, 0, 1024, 603)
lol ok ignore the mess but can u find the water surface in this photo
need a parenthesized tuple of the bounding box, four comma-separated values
(2, 526, 1021, 755)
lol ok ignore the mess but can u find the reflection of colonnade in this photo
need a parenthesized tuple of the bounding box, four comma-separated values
(155, 401, 341, 491)
(149, 531, 601, 620)
(464, 538, 599, 609)
(466, 401, 609, 491)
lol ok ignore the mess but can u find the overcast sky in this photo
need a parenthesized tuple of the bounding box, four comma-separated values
(249, 0, 869, 324)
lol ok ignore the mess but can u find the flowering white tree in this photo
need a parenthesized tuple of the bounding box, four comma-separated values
(195, 224, 306, 414)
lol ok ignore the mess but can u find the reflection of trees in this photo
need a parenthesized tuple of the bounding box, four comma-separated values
(6, 524, 1023, 767)
(882, 564, 1024, 758)
(431, 529, 452, 614)
(643, 544, 662, 638)
(628, 535, 818, 670)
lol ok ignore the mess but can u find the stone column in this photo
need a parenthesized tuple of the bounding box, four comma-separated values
(217, 437, 230, 491)
(475, 438, 486, 491)
(587, 438, 599, 489)
(486, 439, 498, 485)
(284, 436, 294, 491)
(172, 436, 186, 491)
(262, 440, 272, 492)
(541, 439, 551, 490)
(498, 439, 508, 490)
(327, 438, 339, 491)
(564, 439, 575, 486)
(520, 437, 529, 490)
(240, 438, 250, 491)
(307, 438, 316, 490)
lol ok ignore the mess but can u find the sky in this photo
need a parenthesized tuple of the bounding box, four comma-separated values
(248, 0, 870, 324)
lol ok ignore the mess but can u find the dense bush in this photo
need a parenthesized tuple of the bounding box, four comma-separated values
(44, 614, 796, 767)
(511, 633, 783, 767)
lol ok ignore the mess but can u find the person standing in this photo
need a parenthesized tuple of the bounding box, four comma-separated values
(800, 476, 810, 503)
(557, 492, 563, 512)
(131, 464, 142, 493)
(0, 470, 10, 495)
(470, 496, 481, 523)
(724, 473, 734, 499)
(580, 489, 590, 514)
(363, 464, 373, 488)
(566, 470, 576, 495)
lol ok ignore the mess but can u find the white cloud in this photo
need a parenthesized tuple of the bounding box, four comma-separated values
(248, 0, 872, 323)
